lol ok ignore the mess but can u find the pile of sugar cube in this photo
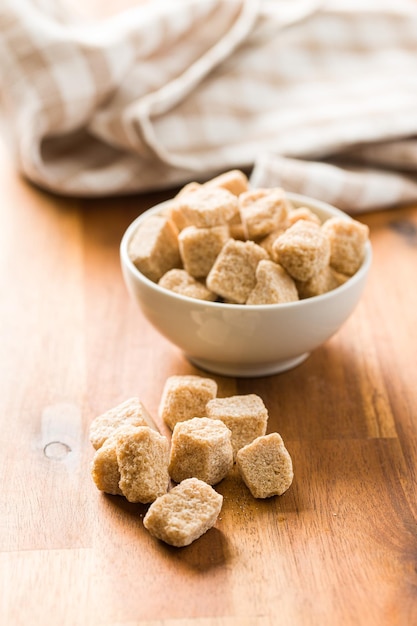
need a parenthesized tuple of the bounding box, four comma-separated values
(90, 375, 293, 547)
(128, 170, 369, 304)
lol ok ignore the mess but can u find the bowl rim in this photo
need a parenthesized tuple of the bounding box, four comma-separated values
(120, 192, 372, 311)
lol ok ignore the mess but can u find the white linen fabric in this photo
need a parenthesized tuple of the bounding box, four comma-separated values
(1, 0, 417, 212)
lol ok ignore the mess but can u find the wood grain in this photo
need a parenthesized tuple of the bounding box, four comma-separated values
(1, 129, 417, 624)
(3, 0, 416, 623)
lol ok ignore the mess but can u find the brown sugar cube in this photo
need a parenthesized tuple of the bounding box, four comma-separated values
(143, 477, 223, 547)
(116, 426, 170, 503)
(173, 187, 239, 228)
(89, 397, 157, 450)
(176, 181, 202, 197)
(158, 375, 218, 431)
(158, 269, 217, 301)
(168, 205, 189, 232)
(169, 183, 202, 230)
(90, 425, 140, 496)
(206, 239, 268, 304)
(322, 217, 369, 276)
(239, 188, 289, 240)
(204, 169, 249, 196)
(259, 227, 287, 257)
(169, 417, 233, 485)
(178, 225, 230, 278)
(296, 265, 349, 299)
(227, 212, 246, 241)
(128, 215, 180, 282)
(272, 220, 330, 281)
(246, 259, 299, 305)
(287, 206, 321, 227)
(236, 432, 294, 499)
(206, 394, 268, 458)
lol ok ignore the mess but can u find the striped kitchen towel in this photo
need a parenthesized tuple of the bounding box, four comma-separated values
(1, 0, 417, 213)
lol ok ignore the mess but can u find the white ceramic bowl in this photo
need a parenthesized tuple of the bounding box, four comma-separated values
(120, 193, 372, 377)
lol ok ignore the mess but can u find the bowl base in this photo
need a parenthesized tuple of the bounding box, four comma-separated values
(187, 353, 310, 378)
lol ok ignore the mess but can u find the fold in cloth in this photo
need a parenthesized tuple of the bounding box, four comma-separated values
(1, 0, 417, 213)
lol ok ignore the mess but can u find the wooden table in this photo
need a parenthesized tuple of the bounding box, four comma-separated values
(1, 125, 417, 626)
